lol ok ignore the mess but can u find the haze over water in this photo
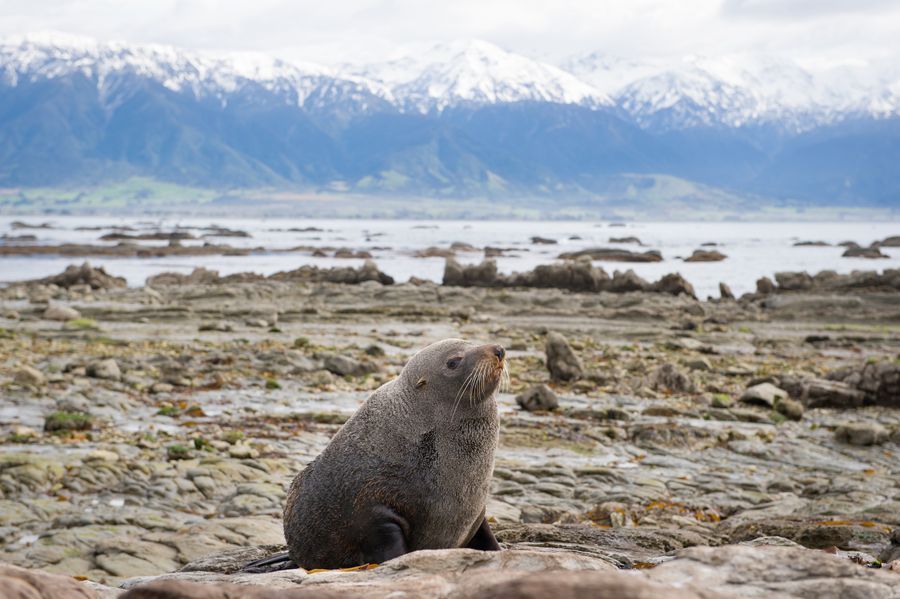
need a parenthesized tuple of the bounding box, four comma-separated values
(2, 217, 898, 298)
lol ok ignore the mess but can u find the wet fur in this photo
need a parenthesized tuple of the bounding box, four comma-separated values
(281, 339, 504, 569)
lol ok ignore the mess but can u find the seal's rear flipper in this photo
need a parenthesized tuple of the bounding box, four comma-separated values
(240, 551, 297, 573)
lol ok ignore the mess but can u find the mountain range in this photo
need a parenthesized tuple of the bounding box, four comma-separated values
(1, 32, 899, 207)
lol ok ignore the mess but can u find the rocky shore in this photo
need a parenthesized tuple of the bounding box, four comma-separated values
(1, 262, 898, 598)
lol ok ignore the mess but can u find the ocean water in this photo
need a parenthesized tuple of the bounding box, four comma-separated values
(1, 216, 898, 299)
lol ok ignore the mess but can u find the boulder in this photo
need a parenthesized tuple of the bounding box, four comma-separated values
(684, 249, 727, 262)
(544, 333, 584, 382)
(774, 397, 804, 421)
(43, 304, 80, 321)
(0, 564, 99, 599)
(442, 258, 499, 287)
(608, 269, 651, 293)
(651, 273, 696, 298)
(87, 359, 122, 381)
(609, 236, 643, 245)
(323, 355, 378, 377)
(775, 271, 814, 291)
(649, 363, 697, 394)
(755, 277, 776, 295)
(835, 423, 889, 446)
(559, 248, 662, 262)
(802, 379, 866, 409)
(515, 384, 559, 411)
(14, 365, 45, 387)
(32, 262, 127, 290)
(530, 236, 557, 245)
(740, 383, 788, 408)
(718, 282, 734, 300)
(842, 246, 888, 259)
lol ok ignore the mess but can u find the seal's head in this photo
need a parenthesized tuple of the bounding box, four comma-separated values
(401, 339, 507, 417)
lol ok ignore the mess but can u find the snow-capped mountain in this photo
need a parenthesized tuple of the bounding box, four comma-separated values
(0, 32, 393, 114)
(1, 31, 898, 205)
(349, 40, 611, 112)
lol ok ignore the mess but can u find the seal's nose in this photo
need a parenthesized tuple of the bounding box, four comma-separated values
(492, 345, 505, 361)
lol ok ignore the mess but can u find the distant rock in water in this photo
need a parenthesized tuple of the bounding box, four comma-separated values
(609, 236, 643, 245)
(148, 261, 394, 286)
(719, 282, 735, 300)
(684, 249, 727, 262)
(441, 258, 695, 297)
(792, 240, 830, 247)
(842, 246, 888, 259)
(32, 262, 126, 290)
(875, 235, 900, 247)
(530, 236, 557, 245)
(100, 230, 196, 241)
(558, 248, 662, 262)
(333, 248, 373, 259)
(770, 269, 900, 293)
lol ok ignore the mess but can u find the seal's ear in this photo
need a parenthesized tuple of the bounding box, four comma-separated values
(416, 377, 427, 389)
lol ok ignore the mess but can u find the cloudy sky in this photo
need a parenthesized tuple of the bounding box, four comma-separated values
(0, 0, 898, 66)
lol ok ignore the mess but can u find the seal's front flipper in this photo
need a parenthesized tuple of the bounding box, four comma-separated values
(465, 517, 501, 551)
(361, 506, 410, 564)
(240, 551, 297, 573)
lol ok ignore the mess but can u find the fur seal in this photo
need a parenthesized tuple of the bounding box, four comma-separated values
(245, 338, 506, 572)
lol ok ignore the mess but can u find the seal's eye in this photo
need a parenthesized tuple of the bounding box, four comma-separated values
(446, 356, 462, 369)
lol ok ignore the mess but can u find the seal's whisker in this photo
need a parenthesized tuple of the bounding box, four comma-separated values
(450, 364, 479, 421)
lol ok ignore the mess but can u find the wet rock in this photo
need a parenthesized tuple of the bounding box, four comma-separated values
(269, 260, 394, 285)
(608, 269, 650, 293)
(793, 240, 830, 246)
(685, 358, 712, 371)
(802, 378, 866, 409)
(147, 267, 223, 286)
(843, 246, 888, 259)
(333, 248, 372, 259)
(740, 383, 787, 408)
(878, 235, 900, 247)
(31, 262, 127, 290)
(609, 236, 642, 245)
(647, 544, 900, 599)
(530, 236, 557, 244)
(415, 246, 455, 258)
(651, 273, 696, 298)
(0, 563, 99, 598)
(87, 359, 122, 381)
(755, 277, 776, 295)
(775, 271, 814, 291)
(684, 249, 727, 262)
(718, 282, 734, 300)
(515, 384, 559, 412)
(774, 397, 804, 421)
(509, 258, 610, 293)
(559, 248, 662, 262)
(323, 354, 377, 377)
(199, 321, 234, 332)
(544, 333, 583, 382)
(835, 423, 889, 446)
(649, 363, 697, 394)
(443, 258, 499, 287)
(14, 365, 46, 387)
(43, 304, 80, 321)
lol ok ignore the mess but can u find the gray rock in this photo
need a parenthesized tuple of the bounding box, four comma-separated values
(835, 423, 889, 446)
(740, 383, 788, 408)
(774, 397, 804, 421)
(43, 304, 80, 321)
(756, 277, 776, 295)
(649, 363, 697, 394)
(515, 384, 559, 412)
(323, 354, 377, 377)
(544, 333, 583, 382)
(87, 359, 122, 381)
(14, 365, 46, 387)
(718, 282, 734, 300)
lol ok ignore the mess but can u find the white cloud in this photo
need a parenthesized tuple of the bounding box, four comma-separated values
(0, 0, 897, 66)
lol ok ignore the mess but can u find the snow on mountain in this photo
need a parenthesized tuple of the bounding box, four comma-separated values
(1, 32, 898, 127)
(348, 40, 612, 111)
(564, 51, 900, 130)
(0, 31, 393, 111)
